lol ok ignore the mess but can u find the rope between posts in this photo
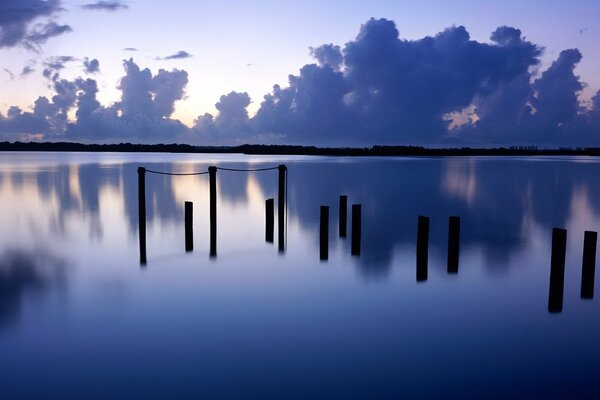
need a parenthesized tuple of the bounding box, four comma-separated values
(145, 169, 210, 176)
(215, 166, 280, 172)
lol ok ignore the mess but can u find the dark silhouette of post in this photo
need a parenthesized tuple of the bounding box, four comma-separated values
(185, 201, 193, 252)
(209, 166, 217, 258)
(351, 204, 362, 256)
(581, 230, 597, 299)
(447, 216, 460, 273)
(265, 198, 274, 243)
(320, 206, 329, 260)
(548, 228, 567, 313)
(416, 216, 430, 282)
(278, 165, 287, 253)
(339, 195, 347, 238)
(137, 167, 147, 265)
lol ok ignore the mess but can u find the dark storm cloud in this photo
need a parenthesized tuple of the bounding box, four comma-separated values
(0, 0, 70, 49)
(81, 1, 129, 11)
(83, 58, 100, 73)
(159, 51, 193, 60)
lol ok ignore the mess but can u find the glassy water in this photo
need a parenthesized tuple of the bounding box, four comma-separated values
(1, 152, 600, 399)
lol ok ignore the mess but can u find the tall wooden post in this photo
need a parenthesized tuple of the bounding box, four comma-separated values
(185, 201, 193, 252)
(549, 228, 567, 313)
(137, 167, 147, 265)
(447, 216, 460, 273)
(416, 216, 430, 282)
(209, 166, 217, 258)
(320, 206, 329, 260)
(339, 195, 348, 238)
(265, 198, 274, 243)
(581, 230, 597, 299)
(351, 204, 362, 256)
(278, 165, 287, 253)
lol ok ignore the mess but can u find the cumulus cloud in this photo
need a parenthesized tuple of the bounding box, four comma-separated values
(0, 0, 70, 50)
(81, 1, 128, 11)
(191, 92, 253, 144)
(159, 51, 193, 60)
(83, 58, 100, 73)
(309, 44, 343, 71)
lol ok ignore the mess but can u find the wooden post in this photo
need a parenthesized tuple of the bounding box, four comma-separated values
(351, 204, 362, 256)
(265, 198, 274, 243)
(320, 206, 329, 260)
(278, 165, 287, 253)
(137, 167, 147, 265)
(447, 216, 460, 273)
(416, 216, 430, 282)
(209, 166, 217, 258)
(339, 195, 347, 238)
(548, 228, 567, 313)
(581, 230, 597, 299)
(185, 201, 193, 252)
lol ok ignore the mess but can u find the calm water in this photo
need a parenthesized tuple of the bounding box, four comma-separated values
(1, 152, 600, 399)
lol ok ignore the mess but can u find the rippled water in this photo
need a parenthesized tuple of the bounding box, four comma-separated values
(1, 152, 600, 399)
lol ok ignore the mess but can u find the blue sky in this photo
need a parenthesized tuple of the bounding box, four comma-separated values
(0, 0, 599, 145)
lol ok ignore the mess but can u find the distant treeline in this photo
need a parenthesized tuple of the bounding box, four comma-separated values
(2, 141, 600, 156)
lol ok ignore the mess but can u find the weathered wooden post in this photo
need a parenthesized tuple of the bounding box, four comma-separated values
(581, 230, 597, 299)
(278, 165, 287, 253)
(447, 216, 460, 273)
(265, 198, 274, 243)
(548, 228, 567, 313)
(351, 204, 362, 256)
(137, 167, 147, 265)
(339, 195, 347, 238)
(209, 166, 217, 258)
(320, 206, 329, 260)
(185, 201, 193, 252)
(416, 216, 430, 282)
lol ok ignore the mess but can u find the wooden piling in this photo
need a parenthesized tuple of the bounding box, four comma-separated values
(416, 216, 430, 282)
(548, 228, 567, 313)
(581, 230, 597, 299)
(265, 198, 274, 243)
(209, 166, 217, 258)
(447, 216, 460, 273)
(351, 204, 362, 256)
(320, 206, 329, 260)
(137, 167, 147, 265)
(185, 201, 193, 252)
(339, 195, 347, 238)
(278, 165, 287, 253)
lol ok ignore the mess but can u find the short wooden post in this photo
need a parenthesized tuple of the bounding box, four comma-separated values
(185, 201, 193, 252)
(581, 230, 597, 299)
(416, 216, 429, 282)
(447, 216, 460, 273)
(209, 166, 217, 258)
(278, 165, 287, 253)
(351, 204, 361, 256)
(548, 228, 567, 313)
(265, 198, 274, 243)
(320, 206, 329, 260)
(339, 195, 347, 238)
(137, 167, 147, 265)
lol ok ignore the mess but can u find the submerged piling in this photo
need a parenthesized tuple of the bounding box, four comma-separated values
(416, 216, 430, 282)
(447, 216, 460, 273)
(209, 166, 217, 258)
(320, 206, 329, 260)
(581, 230, 597, 299)
(185, 201, 193, 252)
(549, 228, 567, 313)
(339, 195, 348, 238)
(351, 204, 362, 256)
(137, 167, 147, 265)
(265, 198, 274, 243)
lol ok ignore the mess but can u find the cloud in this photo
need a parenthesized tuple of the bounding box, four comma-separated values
(81, 1, 128, 11)
(191, 91, 253, 144)
(3, 69, 15, 80)
(21, 66, 35, 77)
(42, 56, 77, 80)
(0, 0, 70, 49)
(83, 58, 100, 74)
(159, 51, 193, 60)
(123, 47, 137, 51)
(309, 44, 343, 71)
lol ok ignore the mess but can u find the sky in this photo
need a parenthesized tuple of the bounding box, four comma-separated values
(0, 0, 599, 146)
